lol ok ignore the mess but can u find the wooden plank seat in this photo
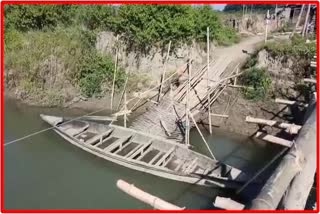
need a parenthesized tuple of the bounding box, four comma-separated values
(86, 129, 114, 145)
(155, 147, 175, 167)
(104, 135, 133, 153)
(149, 151, 164, 165)
(124, 143, 144, 158)
(127, 140, 153, 160)
(174, 160, 185, 172)
(136, 145, 153, 161)
(184, 158, 198, 174)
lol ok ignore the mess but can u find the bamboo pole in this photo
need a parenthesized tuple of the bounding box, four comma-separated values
(234, 67, 239, 86)
(157, 41, 172, 103)
(117, 179, 184, 210)
(302, 4, 311, 37)
(303, 78, 316, 84)
(111, 35, 119, 110)
(185, 58, 191, 147)
(207, 27, 212, 134)
(214, 196, 245, 210)
(188, 110, 216, 160)
(210, 113, 229, 118)
(255, 132, 293, 147)
(246, 116, 302, 134)
(265, 10, 270, 43)
(291, 4, 305, 37)
(275, 98, 308, 107)
(275, 4, 278, 28)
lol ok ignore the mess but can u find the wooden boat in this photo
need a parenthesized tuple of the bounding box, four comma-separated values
(40, 114, 250, 188)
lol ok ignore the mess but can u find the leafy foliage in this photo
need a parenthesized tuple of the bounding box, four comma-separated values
(240, 67, 272, 100)
(77, 53, 126, 97)
(4, 4, 239, 100)
(4, 5, 73, 31)
(264, 34, 316, 59)
(115, 4, 238, 50)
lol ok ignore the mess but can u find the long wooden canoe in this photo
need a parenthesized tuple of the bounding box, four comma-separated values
(40, 114, 250, 189)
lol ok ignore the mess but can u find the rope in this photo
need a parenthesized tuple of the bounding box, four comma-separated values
(4, 106, 114, 147)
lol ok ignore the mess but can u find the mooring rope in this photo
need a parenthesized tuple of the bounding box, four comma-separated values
(4, 106, 114, 147)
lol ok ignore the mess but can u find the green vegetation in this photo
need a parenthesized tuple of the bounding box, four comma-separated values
(77, 53, 126, 97)
(4, 4, 238, 105)
(240, 67, 272, 100)
(240, 34, 315, 101)
(264, 34, 316, 59)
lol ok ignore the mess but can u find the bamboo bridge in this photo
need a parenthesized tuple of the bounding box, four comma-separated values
(129, 35, 264, 141)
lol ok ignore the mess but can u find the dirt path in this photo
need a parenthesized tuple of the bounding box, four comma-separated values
(131, 35, 265, 140)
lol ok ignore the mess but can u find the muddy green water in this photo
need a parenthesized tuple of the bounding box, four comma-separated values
(4, 98, 281, 210)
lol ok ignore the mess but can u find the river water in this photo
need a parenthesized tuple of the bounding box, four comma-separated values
(4, 98, 281, 210)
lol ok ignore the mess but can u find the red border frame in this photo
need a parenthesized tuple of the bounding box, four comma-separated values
(0, 1, 319, 213)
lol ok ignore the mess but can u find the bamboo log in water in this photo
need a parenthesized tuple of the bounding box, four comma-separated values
(214, 196, 245, 210)
(117, 179, 184, 210)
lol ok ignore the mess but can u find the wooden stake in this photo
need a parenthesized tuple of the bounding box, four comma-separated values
(111, 35, 119, 110)
(157, 41, 172, 103)
(188, 110, 216, 160)
(207, 27, 212, 134)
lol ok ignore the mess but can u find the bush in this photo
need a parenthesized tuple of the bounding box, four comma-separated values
(4, 5, 73, 31)
(115, 4, 238, 51)
(264, 34, 316, 59)
(240, 67, 271, 100)
(77, 53, 126, 97)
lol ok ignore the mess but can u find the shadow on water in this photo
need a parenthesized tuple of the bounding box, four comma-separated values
(4, 97, 282, 209)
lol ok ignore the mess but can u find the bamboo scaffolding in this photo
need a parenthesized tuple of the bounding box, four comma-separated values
(110, 35, 119, 110)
